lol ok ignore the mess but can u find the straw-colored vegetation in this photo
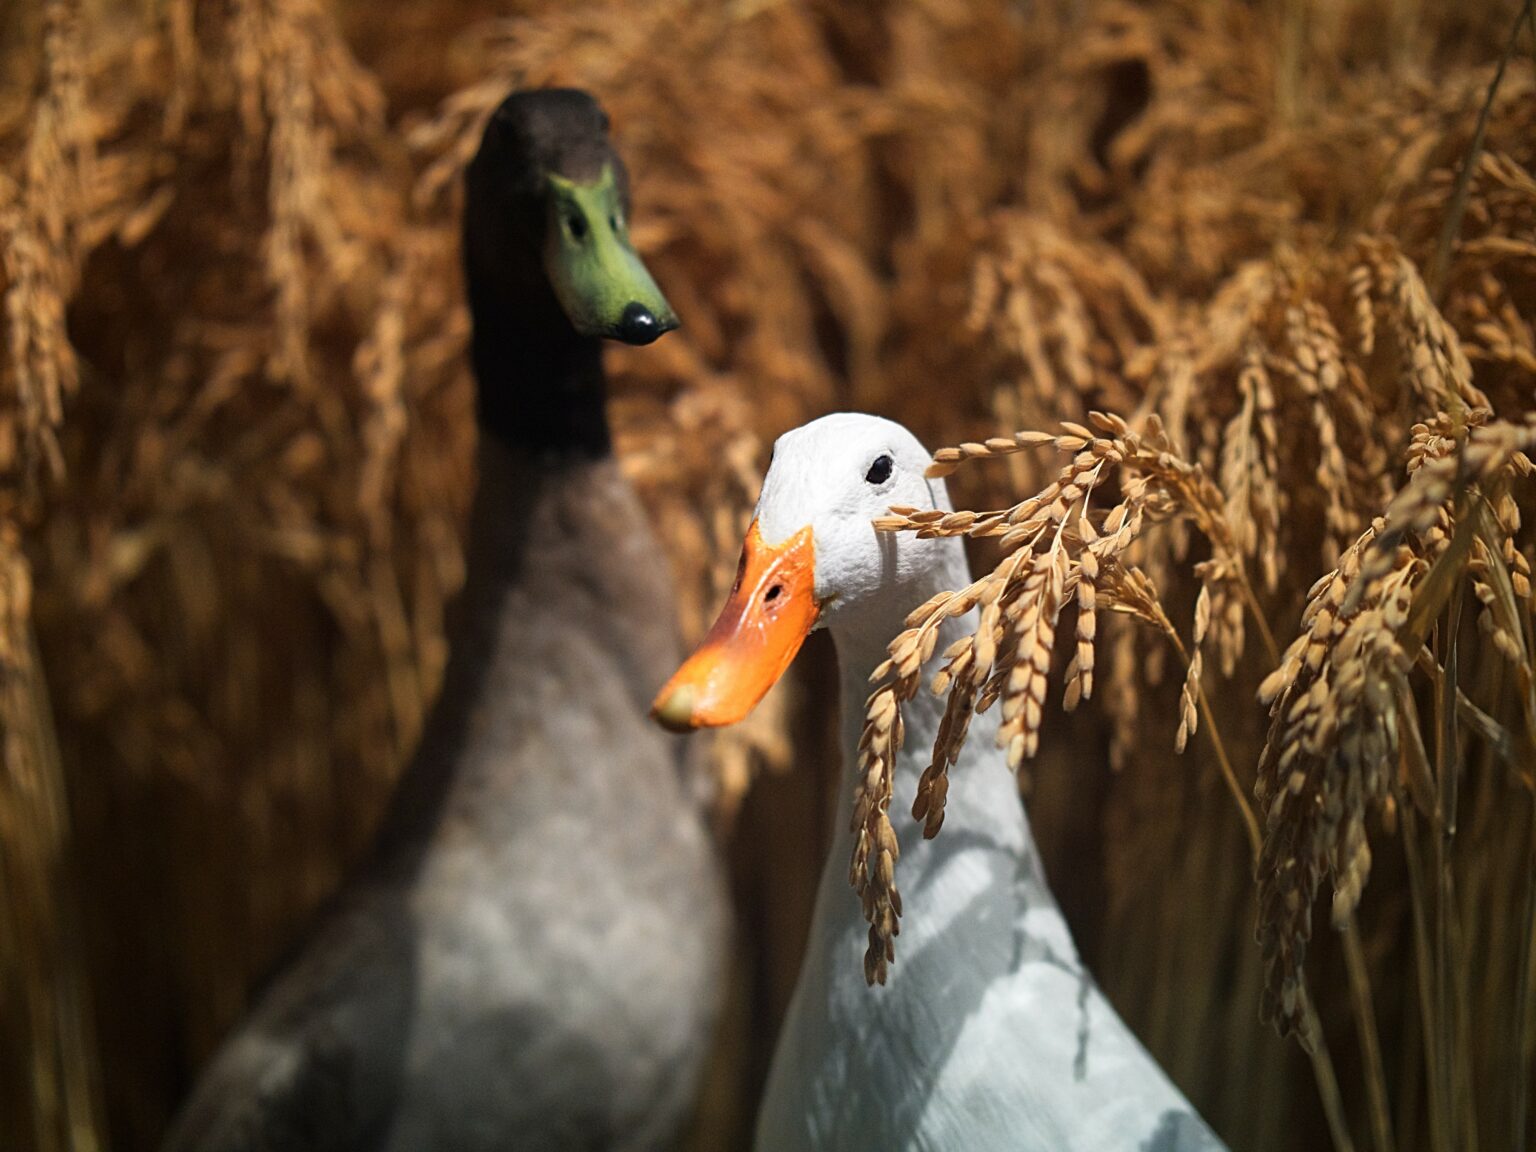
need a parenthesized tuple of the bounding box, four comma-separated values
(857, 6, 1536, 1150)
(1, 1, 1532, 1151)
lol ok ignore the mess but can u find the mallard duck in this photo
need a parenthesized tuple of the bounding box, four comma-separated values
(652, 413, 1225, 1152)
(163, 89, 727, 1152)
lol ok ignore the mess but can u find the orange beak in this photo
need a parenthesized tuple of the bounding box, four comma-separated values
(652, 521, 819, 731)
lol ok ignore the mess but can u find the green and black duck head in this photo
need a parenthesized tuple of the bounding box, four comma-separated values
(464, 89, 677, 454)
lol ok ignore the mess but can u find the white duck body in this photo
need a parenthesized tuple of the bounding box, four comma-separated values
(684, 414, 1225, 1152)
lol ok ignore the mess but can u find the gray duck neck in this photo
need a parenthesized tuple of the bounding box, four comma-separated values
(372, 437, 682, 861)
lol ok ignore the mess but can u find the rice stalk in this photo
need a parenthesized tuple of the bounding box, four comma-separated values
(1516, 786, 1536, 1151)
(1426, 0, 1533, 300)
(858, 411, 1270, 972)
(1342, 916, 1395, 1152)
(855, 42, 1535, 1126)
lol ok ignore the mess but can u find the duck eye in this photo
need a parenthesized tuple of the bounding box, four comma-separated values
(865, 454, 894, 485)
(566, 211, 588, 241)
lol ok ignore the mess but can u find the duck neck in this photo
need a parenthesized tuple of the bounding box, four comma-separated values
(373, 438, 688, 859)
(774, 537, 1083, 1042)
(465, 259, 612, 459)
(823, 542, 1034, 906)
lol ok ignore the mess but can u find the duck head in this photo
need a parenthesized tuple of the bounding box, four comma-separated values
(464, 88, 678, 345)
(652, 414, 958, 731)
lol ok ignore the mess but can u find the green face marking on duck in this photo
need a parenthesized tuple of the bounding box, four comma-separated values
(543, 165, 678, 346)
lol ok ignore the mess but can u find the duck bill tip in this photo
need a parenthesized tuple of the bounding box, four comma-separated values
(648, 521, 818, 732)
(650, 683, 700, 733)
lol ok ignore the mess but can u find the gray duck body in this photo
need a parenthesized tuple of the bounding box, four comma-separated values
(162, 88, 727, 1152)
(163, 441, 726, 1152)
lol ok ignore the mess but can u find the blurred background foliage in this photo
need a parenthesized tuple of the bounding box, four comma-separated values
(0, 1, 1532, 1150)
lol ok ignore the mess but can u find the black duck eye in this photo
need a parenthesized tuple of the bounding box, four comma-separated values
(865, 454, 894, 485)
(566, 211, 588, 241)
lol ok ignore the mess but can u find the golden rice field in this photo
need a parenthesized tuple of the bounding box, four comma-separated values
(1, 1, 1533, 1149)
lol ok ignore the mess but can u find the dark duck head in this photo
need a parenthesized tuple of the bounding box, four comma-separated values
(463, 89, 678, 456)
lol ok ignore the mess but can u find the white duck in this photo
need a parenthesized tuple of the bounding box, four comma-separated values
(652, 413, 1226, 1152)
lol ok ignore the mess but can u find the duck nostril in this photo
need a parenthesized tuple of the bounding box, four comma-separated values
(764, 584, 783, 604)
